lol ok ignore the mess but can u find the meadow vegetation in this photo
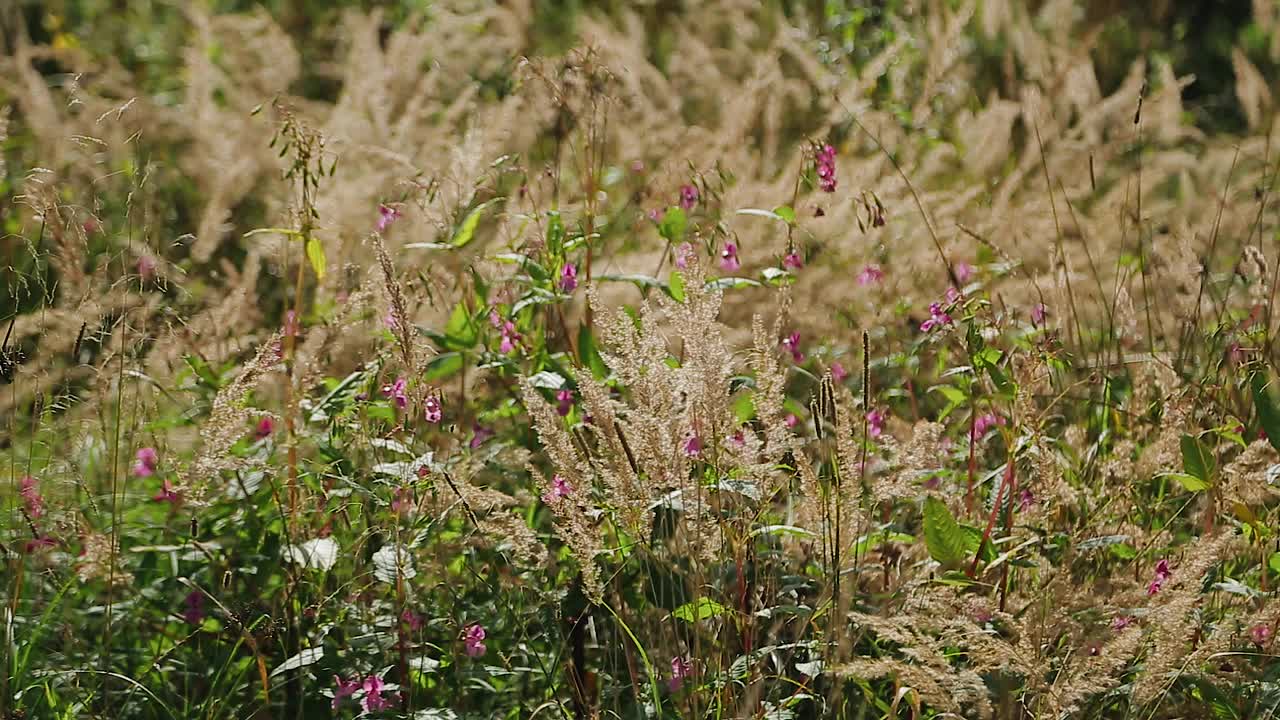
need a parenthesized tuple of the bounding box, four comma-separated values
(6, 1, 1280, 718)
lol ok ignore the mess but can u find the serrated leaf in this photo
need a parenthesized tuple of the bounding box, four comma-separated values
(372, 544, 417, 582)
(922, 496, 974, 568)
(672, 597, 726, 623)
(1253, 372, 1280, 454)
(305, 236, 326, 280)
(527, 370, 566, 389)
(283, 537, 339, 571)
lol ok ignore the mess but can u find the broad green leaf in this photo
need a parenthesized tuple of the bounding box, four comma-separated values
(270, 647, 324, 678)
(305, 236, 326, 280)
(672, 597, 727, 623)
(922, 496, 974, 568)
(658, 207, 686, 242)
(443, 302, 478, 349)
(1179, 434, 1214, 483)
(732, 392, 756, 424)
(423, 352, 463, 382)
(772, 205, 796, 224)
(1252, 372, 1280, 454)
(1163, 472, 1210, 492)
(705, 277, 761, 291)
(577, 323, 609, 380)
(451, 199, 498, 248)
(668, 270, 686, 302)
(1269, 552, 1280, 575)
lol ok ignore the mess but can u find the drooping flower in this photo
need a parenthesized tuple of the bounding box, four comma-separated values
(469, 423, 494, 449)
(866, 409, 886, 438)
(556, 389, 574, 416)
(857, 264, 884, 285)
(376, 204, 402, 233)
(954, 262, 975, 284)
(361, 675, 390, 712)
(669, 656, 694, 692)
(332, 676, 361, 709)
(463, 624, 487, 657)
(1147, 559, 1173, 596)
(783, 252, 804, 271)
(682, 432, 703, 458)
(20, 476, 44, 520)
(971, 413, 1005, 440)
(423, 395, 443, 424)
(1031, 303, 1047, 325)
(815, 143, 837, 193)
(674, 242, 695, 269)
(559, 263, 578, 293)
(781, 332, 804, 363)
(153, 479, 181, 505)
(720, 242, 741, 272)
(945, 286, 963, 305)
(543, 474, 573, 504)
(679, 184, 699, 210)
(382, 377, 409, 409)
(183, 591, 205, 625)
(133, 447, 159, 477)
(830, 362, 848, 383)
(920, 302, 953, 333)
(253, 416, 275, 440)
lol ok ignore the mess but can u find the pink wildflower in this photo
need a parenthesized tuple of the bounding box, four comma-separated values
(182, 591, 205, 625)
(783, 252, 803, 271)
(955, 262, 975, 284)
(784, 413, 799, 429)
(815, 143, 837, 193)
(720, 242, 741, 272)
(1147, 559, 1172, 596)
(669, 656, 694, 692)
(423, 395, 443, 424)
(469, 423, 494, 449)
(133, 447, 159, 477)
(464, 624, 487, 658)
(971, 413, 1005, 440)
(920, 302, 953, 333)
(543, 474, 573, 504)
(376, 204, 402, 233)
(20, 476, 43, 520)
(674, 242, 695, 269)
(391, 485, 414, 515)
(866, 409, 886, 438)
(1251, 623, 1273, 645)
(253, 416, 275, 440)
(857, 264, 884, 285)
(945, 286, 963, 305)
(1031, 303, 1047, 325)
(556, 389, 574, 416)
(153, 479, 181, 505)
(1111, 615, 1135, 631)
(682, 432, 703, 458)
(332, 676, 361, 709)
(830, 362, 848, 382)
(1018, 487, 1035, 511)
(381, 377, 409, 409)
(24, 537, 56, 554)
(679, 184, 699, 210)
(137, 255, 157, 283)
(781, 332, 804, 363)
(361, 676, 390, 712)
(283, 310, 299, 339)
(401, 609, 423, 632)
(559, 263, 578, 293)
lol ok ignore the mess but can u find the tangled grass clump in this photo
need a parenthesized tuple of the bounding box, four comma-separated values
(6, 1, 1280, 718)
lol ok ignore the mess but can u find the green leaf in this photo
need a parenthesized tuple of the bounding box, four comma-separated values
(577, 323, 609, 380)
(736, 207, 790, 223)
(451, 199, 498, 248)
(1179, 434, 1214, 483)
(442, 302, 478, 350)
(1163, 472, 1210, 492)
(705, 277, 761, 291)
(672, 597, 727, 623)
(772, 205, 796, 224)
(423, 352, 463, 382)
(1269, 552, 1280, 575)
(305, 236, 326, 280)
(658, 207, 686, 242)
(732, 392, 756, 424)
(1252, 372, 1280, 454)
(668, 270, 686, 302)
(922, 496, 974, 568)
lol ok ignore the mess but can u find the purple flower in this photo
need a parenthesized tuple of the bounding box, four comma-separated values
(783, 252, 804, 271)
(830, 362, 848, 383)
(857, 264, 884, 286)
(20, 476, 43, 520)
(382, 377, 409, 409)
(376, 204, 402, 233)
(784, 413, 799, 429)
(556, 389, 574, 417)
(781, 332, 804, 363)
(1018, 487, 1035, 511)
(253, 416, 275, 440)
(543, 474, 573, 504)
(424, 395, 443, 424)
(182, 591, 205, 625)
(1111, 615, 1135, 631)
(1251, 624, 1273, 645)
(669, 656, 694, 692)
(1147, 559, 1172, 596)
(332, 675, 361, 709)
(23, 537, 57, 554)
(866, 409, 886, 438)
(971, 413, 1005, 440)
(491, 313, 521, 354)
(955, 262, 975, 284)
(464, 624, 487, 658)
(469, 423, 495, 449)
(679, 184, 699, 211)
(361, 675, 390, 712)
(1031, 303, 1047, 325)
(682, 432, 703, 457)
(152, 479, 181, 505)
(815, 143, 837, 193)
(945, 286, 963, 305)
(920, 302, 953, 333)
(401, 608, 423, 632)
(720, 242, 741, 272)
(674, 242, 695, 270)
(559, 263, 578, 293)
(283, 310, 299, 339)
(133, 447, 159, 477)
